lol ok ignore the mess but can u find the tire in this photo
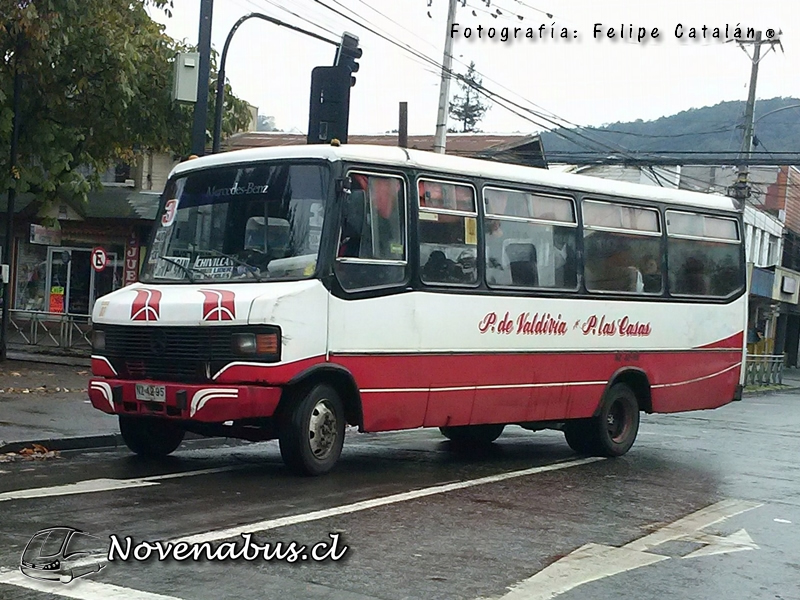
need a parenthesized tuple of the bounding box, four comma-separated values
(279, 383, 345, 476)
(563, 382, 640, 457)
(563, 420, 597, 455)
(440, 424, 505, 445)
(119, 416, 185, 457)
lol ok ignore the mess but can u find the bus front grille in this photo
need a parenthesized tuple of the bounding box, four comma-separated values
(100, 325, 273, 383)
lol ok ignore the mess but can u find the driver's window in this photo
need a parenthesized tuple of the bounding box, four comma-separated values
(334, 172, 408, 292)
(418, 179, 478, 286)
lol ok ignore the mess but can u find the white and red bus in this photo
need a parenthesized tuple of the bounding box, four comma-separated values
(88, 144, 746, 475)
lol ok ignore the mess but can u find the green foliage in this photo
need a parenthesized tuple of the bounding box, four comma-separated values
(448, 61, 490, 133)
(0, 0, 251, 204)
(541, 97, 800, 158)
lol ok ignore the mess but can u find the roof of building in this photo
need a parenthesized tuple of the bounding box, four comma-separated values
(1, 188, 161, 220)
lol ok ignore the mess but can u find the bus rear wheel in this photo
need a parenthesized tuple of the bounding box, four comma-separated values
(440, 424, 505, 445)
(119, 416, 185, 457)
(279, 383, 345, 476)
(564, 382, 640, 457)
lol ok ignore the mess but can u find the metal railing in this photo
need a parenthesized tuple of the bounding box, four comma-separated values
(6, 310, 92, 354)
(744, 354, 784, 387)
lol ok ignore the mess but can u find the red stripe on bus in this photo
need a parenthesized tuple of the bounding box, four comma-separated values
(695, 331, 744, 349)
(329, 350, 740, 432)
(201, 349, 740, 433)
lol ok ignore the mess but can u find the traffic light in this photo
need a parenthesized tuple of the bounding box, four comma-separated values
(334, 32, 362, 87)
(307, 66, 351, 144)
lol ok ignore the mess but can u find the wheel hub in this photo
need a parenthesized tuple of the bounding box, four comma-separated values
(308, 400, 337, 459)
(606, 400, 628, 442)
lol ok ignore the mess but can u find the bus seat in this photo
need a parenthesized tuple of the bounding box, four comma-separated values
(505, 243, 538, 287)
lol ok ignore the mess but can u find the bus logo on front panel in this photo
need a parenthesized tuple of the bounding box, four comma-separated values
(130, 289, 162, 321)
(199, 289, 236, 321)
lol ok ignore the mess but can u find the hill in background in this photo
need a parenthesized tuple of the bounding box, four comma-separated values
(540, 97, 800, 162)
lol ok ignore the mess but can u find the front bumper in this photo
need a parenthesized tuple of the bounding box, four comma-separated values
(88, 378, 282, 422)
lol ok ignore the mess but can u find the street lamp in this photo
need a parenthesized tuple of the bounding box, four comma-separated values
(211, 13, 338, 154)
(753, 104, 800, 127)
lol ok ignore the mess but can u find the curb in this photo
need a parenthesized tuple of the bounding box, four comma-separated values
(0, 434, 124, 455)
(0, 432, 207, 455)
(6, 351, 92, 367)
(742, 384, 800, 397)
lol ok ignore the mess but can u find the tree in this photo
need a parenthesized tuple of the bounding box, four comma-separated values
(0, 0, 250, 206)
(448, 62, 490, 133)
(257, 114, 279, 132)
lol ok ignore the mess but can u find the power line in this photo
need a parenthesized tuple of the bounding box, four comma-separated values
(308, 0, 632, 157)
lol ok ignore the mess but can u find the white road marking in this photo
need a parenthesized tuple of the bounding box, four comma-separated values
(682, 529, 759, 559)
(0, 568, 185, 600)
(494, 499, 763, 600)
(0, 467, 242, 502)
(174, 457, 604, 544)
(622, 498, 762, 552)
(500, 543, 668, 600)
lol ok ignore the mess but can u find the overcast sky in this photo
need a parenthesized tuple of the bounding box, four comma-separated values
(148, 0, 799, 137)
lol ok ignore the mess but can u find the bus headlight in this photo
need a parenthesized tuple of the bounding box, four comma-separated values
(231, 329, 280, 360)
(92, 329, 105, 351)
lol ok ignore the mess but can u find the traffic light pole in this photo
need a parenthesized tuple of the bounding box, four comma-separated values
(212, 13, 338, 153)
(191, 0, 213, 156)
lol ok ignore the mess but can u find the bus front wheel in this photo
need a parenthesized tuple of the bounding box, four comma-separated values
(279, 383, 345, 476)
(564, 382, 640, 457)
(440, 424, 505, 445)
(119, 416, 185, 457)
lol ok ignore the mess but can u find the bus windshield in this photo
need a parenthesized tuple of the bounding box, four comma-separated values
(141, 162, 330, 283)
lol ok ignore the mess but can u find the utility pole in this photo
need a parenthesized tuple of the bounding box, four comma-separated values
(398, 102, 408, 148)
(731, 30, 782, 207)
(433, 0, 457, 154)
(191, 0, 214, 156)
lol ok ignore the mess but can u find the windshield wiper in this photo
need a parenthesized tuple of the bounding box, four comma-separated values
(156, 256, 206, 284)
(207, 249, 265, 282)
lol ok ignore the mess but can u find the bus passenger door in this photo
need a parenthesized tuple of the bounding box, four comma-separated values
(329, 171, 429, 432)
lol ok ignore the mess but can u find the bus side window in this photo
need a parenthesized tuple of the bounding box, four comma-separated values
(666, 211, 742, 298)
(334, 173, 407, 291)
(418, 179, 478, 286)
(582, 201, 661, 295)
(484, 188, 577, 290)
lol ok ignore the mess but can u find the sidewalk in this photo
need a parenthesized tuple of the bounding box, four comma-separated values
(0, 360, 120, 453)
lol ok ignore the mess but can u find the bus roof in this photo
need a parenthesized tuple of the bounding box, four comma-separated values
(172, 144, 739, 213)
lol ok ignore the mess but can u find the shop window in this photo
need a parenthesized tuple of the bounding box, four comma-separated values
(15, 244, 48, 311)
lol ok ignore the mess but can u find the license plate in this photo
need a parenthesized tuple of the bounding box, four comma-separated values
(135, 383, 166, 402)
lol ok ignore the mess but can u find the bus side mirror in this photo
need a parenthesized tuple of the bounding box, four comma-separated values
(336, 176, 352, 195)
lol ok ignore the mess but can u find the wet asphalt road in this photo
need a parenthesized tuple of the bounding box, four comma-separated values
(0, 392, 798, 600)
